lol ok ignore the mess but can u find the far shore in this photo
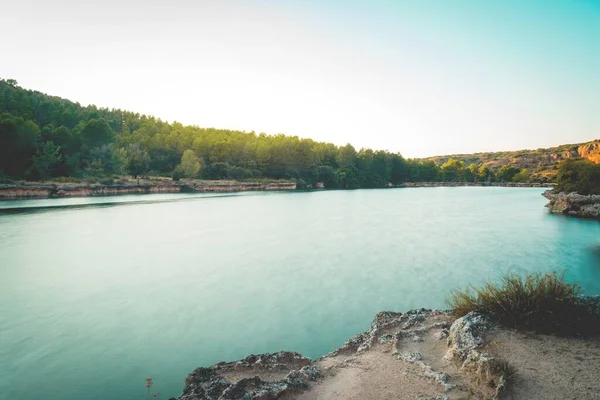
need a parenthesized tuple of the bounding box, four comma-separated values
(398, 181, 555, 188)
(0, 179, 297, 199)
(0, 179, 555, 200)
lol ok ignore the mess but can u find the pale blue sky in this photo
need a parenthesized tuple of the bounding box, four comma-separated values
(1, 0, 599, 157)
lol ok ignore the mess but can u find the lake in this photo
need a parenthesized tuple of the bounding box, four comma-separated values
(1, 188, 599, 400)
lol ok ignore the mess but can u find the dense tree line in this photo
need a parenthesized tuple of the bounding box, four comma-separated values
(1, 78, 535, 188)
(554, 159, 600, 195)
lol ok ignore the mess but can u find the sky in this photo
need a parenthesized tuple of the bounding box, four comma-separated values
(1, 0, 599, 158)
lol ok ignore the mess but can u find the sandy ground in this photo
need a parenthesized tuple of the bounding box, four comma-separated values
(293, 313, 475, 400)
(295, 347, 464, 400)
(484, 330, 600, 400)
(290, 316, 600, 400)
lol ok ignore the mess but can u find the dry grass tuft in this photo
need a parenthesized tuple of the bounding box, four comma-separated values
(447, 272, 599, 335)
(489, 359, 517, 384)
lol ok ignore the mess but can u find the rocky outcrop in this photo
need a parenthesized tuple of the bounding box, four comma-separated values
(443, 312, 510, 400)
(170, 351, 319, 400)
(543, 190, 600, 219)
(578, 141, 600, 164)
(171, 297, 600, 399)
(171, 310, 514, 399)
(0, 181, 296, 199)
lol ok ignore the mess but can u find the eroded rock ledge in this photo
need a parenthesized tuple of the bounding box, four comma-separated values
(172, 352, 320, 400)
(543, 190, 600, 219)
(0, 181, 296, 199)
(171, 310, 509, 400)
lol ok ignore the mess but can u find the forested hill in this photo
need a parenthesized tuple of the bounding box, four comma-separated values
(424, 140, 600, 182)
(0, 78, 596, 188)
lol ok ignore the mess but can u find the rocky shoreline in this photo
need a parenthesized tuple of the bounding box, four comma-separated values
(399, 182, 554, 188)
(168, 310, 505, 400)
(0, 181, 297, 199)
(543, 190, 600, 219)
(0, 181, 554, 200)
(170, 298, 600, 400)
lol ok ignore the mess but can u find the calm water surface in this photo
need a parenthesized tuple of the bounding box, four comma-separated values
(1, 188, 599, 400)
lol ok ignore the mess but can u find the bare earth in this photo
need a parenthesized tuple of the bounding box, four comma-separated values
(292, 314, 600, 400)
(484, 330, 600, 400)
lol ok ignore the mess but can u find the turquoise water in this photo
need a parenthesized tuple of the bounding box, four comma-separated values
(1, 188, 599, 400)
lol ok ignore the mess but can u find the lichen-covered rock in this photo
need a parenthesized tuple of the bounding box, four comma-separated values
(444, 312, 489, 362)
(444, 313, 510, 399)
(398, 351, 423, 362)
(173, 352, 319, 400)
(326, 309, 441, 357)
(221, 352, 312, 372)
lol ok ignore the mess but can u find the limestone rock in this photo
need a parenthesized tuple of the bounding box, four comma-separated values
(444, 312, 489, 362)
(543, 190, 600, 219)
(444, 313, 509, 399)
(173, 352, 319, 400)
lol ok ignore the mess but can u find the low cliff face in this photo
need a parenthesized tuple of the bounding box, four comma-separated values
(171, 299, 600, 400)
(170, 310, 507, 400)
(171, 352, 319, 400)
(543, 190, 600, 219)
(0, 181, 296, 199)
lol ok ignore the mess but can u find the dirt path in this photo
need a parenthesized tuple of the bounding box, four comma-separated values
(295, 311, 476, 400)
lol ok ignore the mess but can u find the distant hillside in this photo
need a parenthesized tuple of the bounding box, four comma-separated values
(423, 140, 600, 182)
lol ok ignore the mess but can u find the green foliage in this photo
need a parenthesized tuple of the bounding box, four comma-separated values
(172, 168, 183, 181)
(177, 149, 201, 178)
(554, 159, 600, 195)
(0, 78, 539, 185)
(126, 144, 150, 178)
(336, 144, 357, 167)
(32, 141, 62, 179)
(477, 166, 495, 182)
(336, 165, 362, 189)
(0, 113, 41, 176)
(447, 272, 599, 335)
(291, 178, 308, 189)
(464, 163, 477, 182)
(440, 158, 465, 181)
(201, 162, 229, 180)
(311, 165, 339, 188)
(511, 168, 530, 183)
(149, 148, 181, 174)
(112, 147, 129, 176)
(497, 165, 520, 182)
(81, 118, 115, 150)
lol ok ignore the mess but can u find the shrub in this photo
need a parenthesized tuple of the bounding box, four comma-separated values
(172, 168, 183, 181)
(98, 178, 114, 185)
(180, 184, 194, 193)
(554, 159, 600, 195)
(447, 272, 599, 335)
